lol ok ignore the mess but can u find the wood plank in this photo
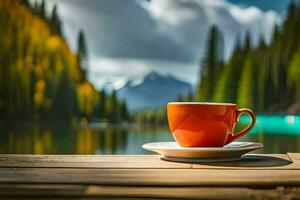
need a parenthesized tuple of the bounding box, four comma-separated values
(288, 153, 300, 162)
(0, 184, 300, 199)
(0, 155, 163, 163)
(192, 154, 298, 169)
(0, 154, 299, 198)
(86, 185, 300, 199)
(0, 168, 299, 186)
(0, 155, 192, 169)
(0, 183, 85, 196)
(0, 154, 297, 170)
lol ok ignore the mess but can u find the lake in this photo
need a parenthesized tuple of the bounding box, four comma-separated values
(0, 115, 300, 154)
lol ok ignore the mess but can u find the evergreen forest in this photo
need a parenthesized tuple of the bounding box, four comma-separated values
(197, 1, 300, 114)
(0, 0, 129, 122)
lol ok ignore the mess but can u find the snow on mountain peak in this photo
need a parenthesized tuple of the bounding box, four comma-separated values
(116, 71, 192, 111)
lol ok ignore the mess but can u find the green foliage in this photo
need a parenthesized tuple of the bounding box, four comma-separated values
(77, 30, 88, 74)
(197, 1, 300, 113)
(98, 89, 107, 119)
(175, 90, 194, 102)
(212, 63, 232, 102)
(49, 5, 61, 35)
(26, 0, 61, 37)
(133, 108, 167, 125)
(119, 101, 129, 121)
(289, 46, 300, 99)
(20, 0, 30, 7)
(243, 32, 252, 52)
(186, 90, 194, 101)
(106, 90, 119, 122)
(197, 25, 224, 101)
(37, 0, 46, 19)
(0, 0, 130, 122)
(175, 95, 184, 102)
(51, 69, 77, 119)
(237, 55, 254, 108)
(142, 91, 197, 125)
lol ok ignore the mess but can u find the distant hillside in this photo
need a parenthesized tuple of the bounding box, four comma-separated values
(0, 0, 129, 122)
(117, 72, 192, 111)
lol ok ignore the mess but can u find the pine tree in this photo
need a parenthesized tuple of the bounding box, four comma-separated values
(213, 37, 243, 103)
(98, 89, 106, 119)
(289, 47, 300, 100)
(20, 0, 30, 8)
(77, 30, 88, 75)
(52, 69, 76, 121)
(254, 38, 268, 111)
(120, 101, 129, 121)
(197, 25, 224, 101)
(272, 24, 281, 42)
(0, 0, 103, 121)
(186, 90, 194, 101)
(50, 5, 61, 35)
(194, 0, 300, 113)
(39, 0, 46, 19)
(264, 60, 277, 111)
(176, 94, 183, 102)
(243, 31, 251, 53)
(237, 55, 254, 108)
(258, 35, 266, 49)
(33, 0, 38, 14)
(107, 90, 119, 122)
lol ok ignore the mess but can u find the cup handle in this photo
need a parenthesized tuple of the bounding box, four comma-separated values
(225, 108, 256, 145)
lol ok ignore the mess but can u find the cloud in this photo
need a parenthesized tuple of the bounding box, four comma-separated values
(228, 5, 279, 44)
(43, 0, 192, 62)
(88, 57, 197, 90)
(141, 0, 200, 26)
(41, 0, 280, 88)
(229, 6, 264, 23)
(141, 0, 280, 58)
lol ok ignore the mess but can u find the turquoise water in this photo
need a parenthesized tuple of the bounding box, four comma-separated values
(0, 115, 299, 154)
(238, 115, 300, 154)
(243, 115, 300, 135)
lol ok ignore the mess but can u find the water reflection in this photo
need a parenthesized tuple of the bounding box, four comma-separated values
(76, 128, 98, 154)
(1, 127, 53, 154)
(97, 127, 127, 154)
(240, 132, 300, 154)
(0, 118, 300, 154)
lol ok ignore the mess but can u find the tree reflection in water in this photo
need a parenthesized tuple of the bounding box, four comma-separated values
(0, 126, 53, 154)
(76, 126, 128, 154)
(0, 124, 130, 154)
(76, 128, 98, 154)
(0, 123, 299, 154)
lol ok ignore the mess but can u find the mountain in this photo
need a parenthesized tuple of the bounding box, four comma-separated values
(117, 72, 192, 111)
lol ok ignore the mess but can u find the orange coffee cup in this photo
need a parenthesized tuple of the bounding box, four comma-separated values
(167, 102, 256, 147)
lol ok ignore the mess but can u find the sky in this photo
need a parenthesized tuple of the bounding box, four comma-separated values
(36, 0, 291, 90)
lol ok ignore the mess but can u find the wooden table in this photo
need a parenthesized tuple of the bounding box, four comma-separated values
(0, 153, 300, 199)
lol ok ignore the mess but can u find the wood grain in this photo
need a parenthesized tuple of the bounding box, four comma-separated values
(191, 154, 297, 169)
(0, 184, 299, 199)
(288, 153, 300, 162)
(0, 154, 299, 198)
(0, 155, 192, 169)
(0, 168, 299, 186)
(0, 154, 297, 170)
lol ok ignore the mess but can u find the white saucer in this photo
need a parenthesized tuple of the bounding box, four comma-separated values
(142, 142, 263, 162)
